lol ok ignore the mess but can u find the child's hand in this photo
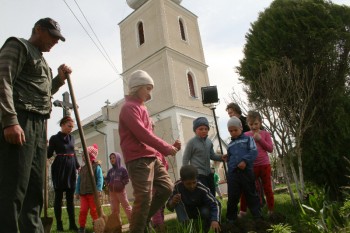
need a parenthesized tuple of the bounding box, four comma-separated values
(237, 161, 246, 170)
(222, 154, 228, 162)
(173, 140, 181, 150)
(75, 194, 80, 200)
(169, 146, 178, 156)
(171, 194, 181, 207)
(210, 221, 221, 232)
(253, 132, 261, 141)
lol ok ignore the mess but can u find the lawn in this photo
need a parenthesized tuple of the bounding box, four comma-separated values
(44, 186, 310, 233)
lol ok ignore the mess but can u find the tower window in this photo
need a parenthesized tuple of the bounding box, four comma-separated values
(187, 73, 196, 98)
(137, 21, 145, 45)
(179, 18, 186, 41)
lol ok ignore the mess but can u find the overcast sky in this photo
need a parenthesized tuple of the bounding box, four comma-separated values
(1, 0, 348, 139)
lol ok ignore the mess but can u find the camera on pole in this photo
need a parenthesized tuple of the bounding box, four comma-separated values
(201, 86, 227, 179)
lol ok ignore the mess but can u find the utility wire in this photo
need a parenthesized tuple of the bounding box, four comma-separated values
(62, 0, 120, 75)
(77, 79, 119, 101)
(72, 0, 120, 74)
(62, 0, 127, 101)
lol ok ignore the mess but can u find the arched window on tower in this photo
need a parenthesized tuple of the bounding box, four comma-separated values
(179, 18, 186, 41)
(137, 21, 145, 45)
(187, 73, 196, 98)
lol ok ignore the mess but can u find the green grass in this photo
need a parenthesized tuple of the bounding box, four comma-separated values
(44, 187, 314, 233)
(45, 205, 129, 233)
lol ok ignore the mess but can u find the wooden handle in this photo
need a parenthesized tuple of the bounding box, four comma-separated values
(66, 74, 103, 218)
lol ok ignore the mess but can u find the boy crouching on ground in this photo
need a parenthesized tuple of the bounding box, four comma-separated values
(166, 165, 221, 233)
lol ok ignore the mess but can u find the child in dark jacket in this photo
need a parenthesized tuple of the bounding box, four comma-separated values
(225, 117, 262, 223)
(166, 165, 221, 233)
(105, 152, 132, 223)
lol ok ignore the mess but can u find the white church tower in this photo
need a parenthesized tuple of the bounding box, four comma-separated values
(120, 0, 217, 179)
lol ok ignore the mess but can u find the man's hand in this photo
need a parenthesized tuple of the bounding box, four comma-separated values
(222, 154, 228, 162)
(210, 221, 221, 232)
(58, 64, 72, 81)
(4, 124, 25, 145)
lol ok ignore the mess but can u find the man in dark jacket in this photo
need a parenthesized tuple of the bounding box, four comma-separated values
(0, 17, 72, 232)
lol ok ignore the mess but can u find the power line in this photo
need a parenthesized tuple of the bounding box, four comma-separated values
(77, 79, 119, 101)
(62, 0, 120, 75)
(62, 0, 128, 101)
(72, 0, 120, 74)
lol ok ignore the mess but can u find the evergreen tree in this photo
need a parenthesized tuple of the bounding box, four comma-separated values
(237, 0, 350, 200)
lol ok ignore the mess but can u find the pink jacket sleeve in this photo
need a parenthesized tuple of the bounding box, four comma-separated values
(121, 104, 173, 156)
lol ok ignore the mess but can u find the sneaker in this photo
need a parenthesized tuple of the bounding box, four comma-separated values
(238, 211, 247, 218)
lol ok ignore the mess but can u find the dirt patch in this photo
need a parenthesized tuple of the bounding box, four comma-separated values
(220, 212, 286, 233)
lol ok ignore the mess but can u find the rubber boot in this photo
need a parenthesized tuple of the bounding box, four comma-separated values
(67, 200, 78, 231)
(57, 220, 64, 231)
(69, 221, 79, 231)
(68, 214, 78, 231)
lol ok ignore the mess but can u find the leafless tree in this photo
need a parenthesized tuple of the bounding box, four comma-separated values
(255, 58, 318, 201)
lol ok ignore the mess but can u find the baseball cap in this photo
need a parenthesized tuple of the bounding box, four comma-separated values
(35, 18, 65, 41)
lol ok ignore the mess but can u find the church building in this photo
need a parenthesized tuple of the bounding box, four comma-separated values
(71, 0, 227, 198)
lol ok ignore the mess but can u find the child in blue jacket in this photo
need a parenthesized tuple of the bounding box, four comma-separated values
(226, 117, 262, 222)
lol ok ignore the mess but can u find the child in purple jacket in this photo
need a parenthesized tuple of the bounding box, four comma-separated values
(105, 152, 132, 223)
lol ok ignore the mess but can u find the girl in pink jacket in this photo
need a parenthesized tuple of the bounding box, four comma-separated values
(240, 110, 274, 216)
(118, 70, 180, 233)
